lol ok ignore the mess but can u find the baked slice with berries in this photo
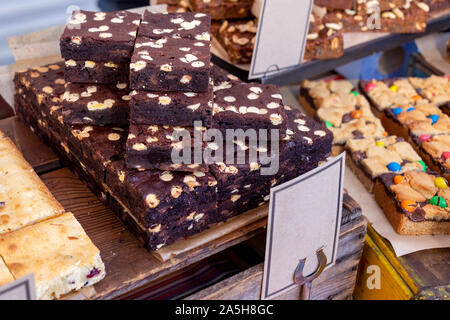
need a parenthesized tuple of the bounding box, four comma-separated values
(345, 135, 426, 192)
(374, 171, 450, 235)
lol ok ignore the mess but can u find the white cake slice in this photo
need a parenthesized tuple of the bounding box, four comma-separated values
(0, 212, 105, 299)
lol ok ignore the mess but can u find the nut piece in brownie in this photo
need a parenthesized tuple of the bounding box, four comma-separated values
(62, 82, 130, 126)
(212, 82, 287, 134)
(129, 85, 213, 126)
(189, 0, 254, 20)
(323, 1, 429, 33)
(64, 59, 129, 84)
(375, 171, 450, 235)
(126, 124, 209, 172)
(345, 135, 425, 192)
(215, 19, 257, 64)
(105, 160, 217, 229)
(410, 134, 450, 182)
(60, 10, 141, 63)
(300, 79, 385, 153)
(0, 212, 106, 299)
(138, 11, 210, 40)
(130, 37, 210, 92)
(360, 78, 425, 113)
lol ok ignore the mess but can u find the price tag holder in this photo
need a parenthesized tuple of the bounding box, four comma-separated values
(249, 0, 313, 79)
(261, 154, 345, 300)
(0, 274, 36, 300)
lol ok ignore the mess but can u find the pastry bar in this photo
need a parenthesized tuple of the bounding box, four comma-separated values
(64, 59, 129, 84)
(305, 18, 343, 61)
(215, 19, 257, 64)
(345, 135, 425, 192)
(212, 82, 288, 135)
(381, 103, 450, 142)
(0, 257, 14, 286)
(129, 85, 213, 126)
(410, 134, 450, 182)
(62, 82, 130, 126)
(137, 11, 210, 40)
(0, 134, 65, 234)
(374, 171, 450, 235)
(408, 75, 450, 114)
(299, 79, 385, 155)
(314, 0, 354, 9)
(130, 36, 211, 92)
(360, 78, 426, 116)
(156, 0, 189, 12)
(189, 0, 254, 20)
(126, 124, 209, 172)
(322, 1, 429, 33)
(0, 212, 106, 299)
(60, 10, 141, 63)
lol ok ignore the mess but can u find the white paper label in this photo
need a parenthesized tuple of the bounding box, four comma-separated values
(0, 274, 36, 300)
(261, 154, 345, 299)
(249, 0, 313, 79)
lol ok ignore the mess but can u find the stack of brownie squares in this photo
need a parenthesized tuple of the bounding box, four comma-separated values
(14, 9, 333, 251)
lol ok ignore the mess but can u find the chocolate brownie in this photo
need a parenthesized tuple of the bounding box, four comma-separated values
(210, 62, 240, 86)
(215, 19, 257, 64)
(189, 0, 253, 20)
(130, 36, 210, 92)
(314, 0, 354, 10)
(156, 0, 190, 12)
(60, 10, 141, 63)
(105, 159, 217, 227)
(323, 1, 429, 33)
(212, 82, 287, 135)
(375, 171, 450, 235)
(129, 85, 213, 126)
(62, 82, 130, 126)
(138, 11, 210, 40)
(64, 59, 129, 84)
(126, 124, 209, 172)
(305, 23, 343, 61)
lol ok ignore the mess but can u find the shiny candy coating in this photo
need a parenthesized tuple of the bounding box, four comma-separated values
(401, 200, 416, 213)
(418, 160, 427, 171)
(429, 114, 439, 124)
(412, 95, 422, 102)
(351, 91, 359, 96)
(365, 83, 376, 92)
(387, 162, 401, 172)
(351, 110, 362, 119)
(430, 196, 447, 208)
(442, 152, 450, 160)
(324, 120, 332, 128)
(419, 134, 431, 142)
(406, 107, 415, 112)
(376, 141, 385, 148)
(389, 85, 398, 92)
(394, 175, 405, 184)
(434, 177, 447, 189)
(392, 107, 403, 115)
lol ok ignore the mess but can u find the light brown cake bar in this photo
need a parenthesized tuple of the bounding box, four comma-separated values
(0, 212, 105, 299)
(0, 257, 14, 286)
(408, 75, 450, 107)
(0, 135, 65, 234)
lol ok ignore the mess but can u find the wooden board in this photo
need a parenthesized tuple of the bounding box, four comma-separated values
(185, 215, 367, 300)
(0, 116, 60, 173)
(40, 168, 267, 300)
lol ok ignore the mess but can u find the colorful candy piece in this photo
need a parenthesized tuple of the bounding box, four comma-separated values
(376, 141, 385, 148)
(351, 110, 362, 119)
(365, 83, 376, 92)
(406, 107, 415, 112)
(419, 134, 431, 142)
(401, 200, 416, 213)
(324, 120, 332, 128)
(430, 196, 447, 208)
(412, 95, 422, 102)
(392, 107, 403, 115)
(429, 114, 439, 124)
(442, 152, 450, 160)
(387, 162, 401, 172)
(389, 85, 398, 92)
(394, 175, 405, 184)
(434, 177, 447, 189)
(351, 91, 359, 96)
(418, 160, 427, 171)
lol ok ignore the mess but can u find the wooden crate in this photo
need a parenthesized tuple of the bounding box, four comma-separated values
(0, 116, 367, 300)
(353, 225, 450, 300)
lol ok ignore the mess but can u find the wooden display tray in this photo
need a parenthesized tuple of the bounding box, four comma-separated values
(0, 115, 367, 300)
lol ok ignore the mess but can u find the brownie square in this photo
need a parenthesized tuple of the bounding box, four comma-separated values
(130, 85, 213, 126)
(212, 82, 287, 134)
(210, 62, 240, 86)
(64, 59, 129, 84)
(130, 36, 211, 92)
(126, 124, 209, 172)
(106, 160, 218, 227)
(60, 10, 141, 63)
(138, 11, 210, 40)
(62, 82, 130, 126)
(189, 0, 253, 20)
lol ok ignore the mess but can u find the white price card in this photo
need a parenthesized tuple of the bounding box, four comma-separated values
(249, 0, 313, 79)
(261, 153, 345, 299)
(0, 274, 36, 300)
